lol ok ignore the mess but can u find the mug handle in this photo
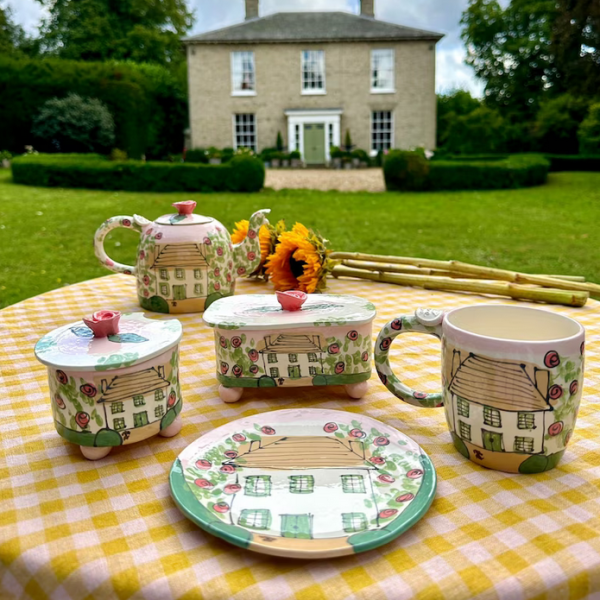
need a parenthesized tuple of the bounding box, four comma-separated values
(374, 309, 445, 408)
(94, 216, 141, 276)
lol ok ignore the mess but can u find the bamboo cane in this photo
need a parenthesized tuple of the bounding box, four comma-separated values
(340, 259, 586, 283)
(332, 265, 589, 307)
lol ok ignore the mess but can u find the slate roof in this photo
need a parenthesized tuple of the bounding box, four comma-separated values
(257, 334, 324, 354)
(183, 12, 444, 45)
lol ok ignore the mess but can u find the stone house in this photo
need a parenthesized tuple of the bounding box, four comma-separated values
(183, 0, 443, 164)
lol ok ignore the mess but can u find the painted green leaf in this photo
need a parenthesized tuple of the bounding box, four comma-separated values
(107, 333, 148, 344)
(70, 327, 93, 338)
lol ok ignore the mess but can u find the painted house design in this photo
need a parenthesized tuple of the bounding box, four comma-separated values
(447, 351, 552, 455)
(224, 436, 379, 539)
(151, 243, 208, 304)
(257, 334, 325, 384)
(99, 367, 171, 434)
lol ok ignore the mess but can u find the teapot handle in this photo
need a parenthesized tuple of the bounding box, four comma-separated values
(94, 216, 141, 276)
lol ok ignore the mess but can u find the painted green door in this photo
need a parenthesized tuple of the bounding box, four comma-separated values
(173, 285, 186, 300)
(288, 365, 301, 379)
(281, 514, 312, 539)
(133, 411, 149, 428)
(304, 124, 326, 164)
(482, 429, 504, 451)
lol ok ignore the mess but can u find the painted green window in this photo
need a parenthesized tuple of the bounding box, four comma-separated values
(483, 406, 502, 428)
(133, 395, 145, 407)
(155, 405, 165, 418)
(309, 366, 317, 376)
(111, 402, 124, 414)
(342, 513, 367, 533)
(288, 365, 301, 379)
(245, 475, 271, 497)
(308, 353, 318, 363)
(457, 397, 469, 418)
(268, 353, 278, 364)
(341, 474, 366, 494)
(514, 436, 534, 453)
(458, 420, 471, 441)
(160, 269, 169, 280)
(281, 514, 312, 539)
(175, 268, 185, 279)
(518, 412, 535, 429)
(288, 353, 298, 363)
(270, 367, 280, 378)
(194, 269, 202, 279)
(154, 389, 165, 402)
(160, 283, 169, 296)
(239, 509, 271, 530)
(133, 411, 148, 428)
(194, 284, 202, 295)
(289, 475, 314, 494)
(113, 417, 126, 430)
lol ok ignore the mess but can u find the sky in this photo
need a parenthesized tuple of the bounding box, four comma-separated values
(5, 0, 486, 95)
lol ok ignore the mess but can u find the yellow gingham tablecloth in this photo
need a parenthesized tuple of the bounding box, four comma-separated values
(2, 274, 600, 600)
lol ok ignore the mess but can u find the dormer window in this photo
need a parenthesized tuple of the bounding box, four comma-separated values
(231, 51, 256, 95)
(371, 49, 395, 93)
(302, 50, 326, 94)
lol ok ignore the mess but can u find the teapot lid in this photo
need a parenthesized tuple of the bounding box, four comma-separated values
(155, 201, 214, 226)
(34, 312, 182, 372)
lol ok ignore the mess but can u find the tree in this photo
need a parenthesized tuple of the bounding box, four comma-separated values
(578, 103, 600, 154)
(37, 0, 194, 65)
(437, 90, 481, 147)
(0, 5, 26, 55)
(444, 106, 508, 154)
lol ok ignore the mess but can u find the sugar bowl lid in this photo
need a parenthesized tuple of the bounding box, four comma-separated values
(203, 292, 376, 330)
(35, 311, 183, 372)
(155, 201, 214, 226)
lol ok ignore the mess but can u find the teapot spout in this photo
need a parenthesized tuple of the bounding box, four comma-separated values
(232, 209, 271, 277)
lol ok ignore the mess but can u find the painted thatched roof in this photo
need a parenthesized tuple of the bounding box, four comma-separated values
(152, 244, 208, 269)
(257, 334, 324, 354)
(99, 368, 170, 403)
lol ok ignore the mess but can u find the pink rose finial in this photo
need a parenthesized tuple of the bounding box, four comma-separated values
(173, 200, 197, 215)
(276, 290, 307, 311)
(82, 310, 121, 337)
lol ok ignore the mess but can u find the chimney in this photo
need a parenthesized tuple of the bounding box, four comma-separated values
(246, 0, 259, 20)
(360, 0, 375, 18)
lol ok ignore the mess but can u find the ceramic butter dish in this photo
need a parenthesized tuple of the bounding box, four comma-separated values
(203, 292, 376, 403)
(34, 311, 183, 460)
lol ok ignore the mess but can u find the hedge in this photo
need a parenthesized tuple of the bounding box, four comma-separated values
(544, 155, 600, 172)
(11, 154, 265, 193)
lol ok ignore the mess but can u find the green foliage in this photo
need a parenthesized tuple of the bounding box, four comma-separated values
(351, 149, 370, 164)
(578, 104, 600, 155)
(383, 150, 430, 191)
(344, 130, 353, 150)
(444, 106, 508, 154)
(545, 154, 600, 172)
(32, 93, 115, 154)
(110, 148, 128, 161)
(11, 153, 265, 193)
(276, 131, 284, 152)
(185, 148, 209, 163)
(0, 5, 27, 56)
(289, 150, 301, 160)
(437, 90, 481, 147)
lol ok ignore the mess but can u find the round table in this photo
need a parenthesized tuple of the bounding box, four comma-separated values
(1, 275, 600, 600)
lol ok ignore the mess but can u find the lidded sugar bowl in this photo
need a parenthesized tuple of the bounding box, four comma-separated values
(34, 310, 183, 460)
(203, 291, 376, 403)
(94, 201, 270, 314)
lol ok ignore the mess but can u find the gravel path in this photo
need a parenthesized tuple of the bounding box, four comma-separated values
(265, 168, 385, 192)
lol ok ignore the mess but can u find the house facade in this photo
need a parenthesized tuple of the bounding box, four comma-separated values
(183, 0, 443, 163)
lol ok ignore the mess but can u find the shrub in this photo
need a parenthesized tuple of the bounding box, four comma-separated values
(344, 130, 353, 151)
(578, 103, 600, 155)
(330, 146, 346, 160)
(11, 153, 265, 192)
(259, 147, 278, 162)
(351, 149, 370, 164)
(110, 148, 128, 161)
(444, 107, 508, 154)
(383, 150, 430, 191)
(289, 150, 301, 160)
(276, 131, 284, 152)
(545, 154, 600, 172)
(185, 148, 208, 163)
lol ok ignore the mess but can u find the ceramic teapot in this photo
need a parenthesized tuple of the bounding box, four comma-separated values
(94, 201, 270, 314)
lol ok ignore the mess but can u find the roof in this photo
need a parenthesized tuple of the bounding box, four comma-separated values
(99, 368, 170, 403)
(152, 244, 208, 269)
(448, 352, 551, 412)
(257, 334, 324, 354)
(183, 12, 444, 45)
(229, 436, 373, 469)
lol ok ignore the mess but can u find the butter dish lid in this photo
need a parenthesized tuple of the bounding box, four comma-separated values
(35, 312, 182, 372)
(203, 293, 376, 331)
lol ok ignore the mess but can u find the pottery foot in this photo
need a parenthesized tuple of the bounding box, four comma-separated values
(80, 446, 112, 460)
(345, 381, 368, 400)
(160, 414, 182, 438)
(219, 385, 244, 403)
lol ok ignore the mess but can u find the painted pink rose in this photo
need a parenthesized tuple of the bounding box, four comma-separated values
(220, 336, 228, 348)
(350, 429, 366, 439)
(217, 247, 224, 256)
(232, 365, 242, 377)
(369, 456, 385, 465)
(261, 426, 276, 435)
(237, 267, 246, 276)
(224, 484, 241, 494)
(247, 251, 256, 261)
(194, 478, 213, 489)
(220, 362, 229, 375)
(335, 362, 345, 374)
(328, 343, 340, 354)
(214, 268, 220, 277)
(378, 474, 395, 484)
(54, 394, 66, 409)
(380, 338, 392, 351)
(248, 349, 259, 362)
(248, 229, 257, 239)
(203, 237, 212, 245)
(581, 342, 585, 355)
(232, 434, 246, 442)
(80, 383, 97, 398)
(213, 502, 230, 513)
(413, 391, 428, 399)
(214, 282, 221, 291)
(379, 509, 398, 519)
(378, 371, 387, 386)
(220, 465, 235, 474)
(407, 469, 424, 479)
(227, 273, 232, 282)
(544, 351, 560, 369)
(231, 337, 242, 348)
(143, 276, 150, 286)
(396, 493, 414, 503)
(391, 319, 402, 331)
(143, 290, 149, 297)
(75, 412, 90, 428)
(146, 228, 153, 235)
(155, 232, 163, 240)
(570, 380, 579, 395)
(123, 270, 132, 275)
(224, 451, 238, 459)
(362, 351, 369, 362)
(323, 422, 338, 433)
(122, 218, 131, 227)
(347, 330, 358, 341)
(195, 459, 211, 469)
(374, 436, 389, 447)
(548, 421, 564, 436)
(139, 250, 146, 260)
(167, 391, 177, 407)
(249, 365, 259, 374)
(549, 385, 563, 400)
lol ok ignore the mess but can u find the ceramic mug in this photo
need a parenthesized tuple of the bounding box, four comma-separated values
(374, 305, 585, 474)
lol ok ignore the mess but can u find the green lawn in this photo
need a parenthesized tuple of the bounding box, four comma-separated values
(1, 169, 599, 308)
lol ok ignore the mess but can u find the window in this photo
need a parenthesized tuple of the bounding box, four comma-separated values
(175, 268, 184, 280)
(371, 111, 393, 152)
(133, 412, 148, 428)
(518, 412, 535, 429)
(295, 124, 301, 150)
(289, 475, 314, 494)
(194, 284, 202, 295)
(234, 113, 257, 151)
(514, 436, 535, 453)
(113, 417, 126, 430)
(288, 354, 298, 363)
(155, 405, 165, 418)
(371, 49, 395, 92)
(154, 389, 165, 402)
(160, 269, 169, 280)
(342, 513, 367, 533)
(457, 397, 469, 418)
(308, 353, 318, 363)
(270, 367, 280, 378)
(459, 420, 471, 441)
(483, 406, 502, 427)
(268, 353, 278, 364)
(160, 283, 169, 296)
(133, 395, 145, 407)
(194, 269, 202, 279)
(231, 51, 255, 95)
(111, 402, 124, 414)
(302, 50, 325, 93)
(341, 474, 366, 494)
(309, 366, 317, 376)
(238, 509, 271, 530)
(245, 475, 271, 497)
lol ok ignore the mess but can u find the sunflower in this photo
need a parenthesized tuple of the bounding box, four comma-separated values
(265, 223, 333, 293)
(231, 219, 285, 279)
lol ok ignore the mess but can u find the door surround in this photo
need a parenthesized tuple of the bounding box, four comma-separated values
(285, 109, 342, 164)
